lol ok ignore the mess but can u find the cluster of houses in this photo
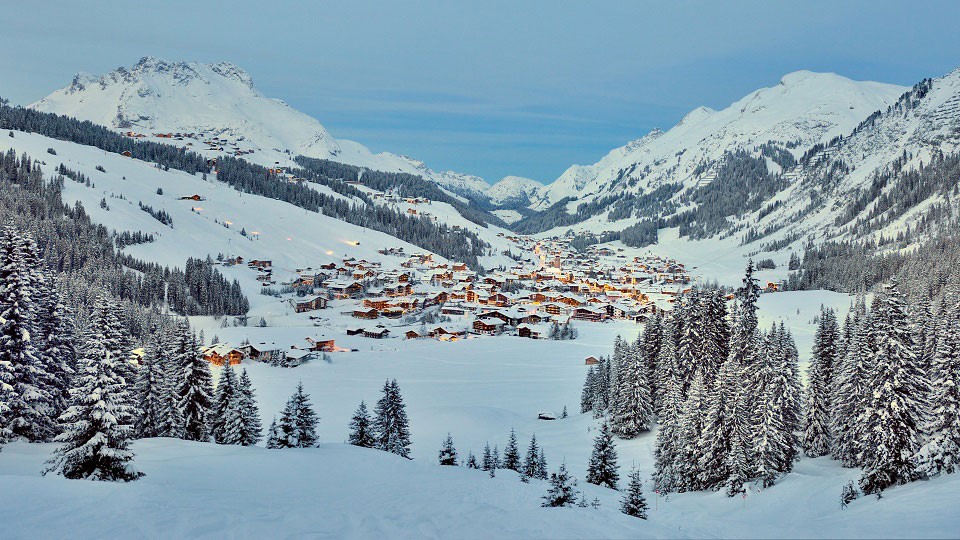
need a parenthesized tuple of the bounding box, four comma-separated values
(200, 335, 338, 366)
(219, 232, 696, 348)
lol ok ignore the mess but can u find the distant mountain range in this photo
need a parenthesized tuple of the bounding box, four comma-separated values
(31, 57, 960, 258)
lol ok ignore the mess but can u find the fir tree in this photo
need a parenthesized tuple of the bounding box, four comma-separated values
(43, 332, 141, 481)
(265, 417, 281, 449)
(276, 382, 319, 448)
(466, 451, 479, 469)
(917, 314, 960, 477)
(859, 281, 929, 494)
(802, 309, 836, 457)
(236, 370, 262, 446)
(438, 433, 458, 465)
(210, 358, 239, 443)
(373, 379, 412, 458)
(620, 467, 648, 519)
(502, 428, 521, 472)
(542, 462, 579, 507)
(537, 448, 549, 480)
(611, 340, 653, 438)
(133, 330, 166, 438)
(347, 401, 375, 448)
(175, 326, 213, 441)
(586, 422, 620, 489)
(523, 433, 540, 479)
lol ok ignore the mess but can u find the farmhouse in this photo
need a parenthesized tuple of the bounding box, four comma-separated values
(202, 344, 243, 366)
(292, 295, 328, 313)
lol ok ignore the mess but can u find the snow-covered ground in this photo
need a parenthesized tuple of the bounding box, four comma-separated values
(3, 306, 959, 538)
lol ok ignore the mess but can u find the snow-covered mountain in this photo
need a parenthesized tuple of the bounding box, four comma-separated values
(531, 71, 906, 211)
(486, 175, 544, 206)
(30, 57, 492, 198)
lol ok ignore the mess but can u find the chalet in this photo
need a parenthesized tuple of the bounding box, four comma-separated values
(584, 356, 600, 365)
(571, 306, 606, 322)
(284, 349, 316, 366)
(326, 279, 364, 299)
(363, 327, 390, 339)
(179, 194, 204, 201)
(473, 318, 506, 335)
(405, 330, 423, 340)
(517, 324, 542, 339)
(423, 291, 448, 307)
(441, 306, 466, 316)
(381, 308, 404, 319)
(202, 344, 244, 366)
(346, 328, 365, 336)
(305, 336, 336, 352)
(363, 297, 393, 310)
(240, 342, 283, 364)
(292, 296, 328, 313)
(248, 259, 272, 268)
(428, 326, 462, 339)
(120, 150, 133, 157)
(353, 308, 379, 320)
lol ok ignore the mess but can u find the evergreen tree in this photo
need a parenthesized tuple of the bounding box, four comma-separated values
(265, 417, 281, 449)
(43, 330, 141, 481)
(523, 433, 540, 479)
(347, 401, 375, 448)
(641, 311, 663, 410)
(133, 330, 166, 438)
(611, 340, 654, 438)
(802, 310, 837, 457)
(620, 467, 648, 519)
(541, 462, 579, 507)
(496, 429, 518, 472)
(581, 365, 596, 413)
(0, 228, 56, 441)
(275, 382, 319, 448)
(653, 340, 683, 493)
(537, 448, 549, 480)
(918, 314, 960, 477)
(586, 422, 620, 489)
(373, 379, 412, 458)
(859, 281, 929, 494)
(175, 326, 213, 441)
(482, 442, 493, 471)
(438, 433, 458, 466)
(466, 451, 479, 469)
(210, 358, 239, 443)
(236, 370, 262, 446)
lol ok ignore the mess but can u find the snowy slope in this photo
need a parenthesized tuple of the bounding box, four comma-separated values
(533, 71, 906, 210)
(486, 175, 544, 206)
(30, 57, 493, 199)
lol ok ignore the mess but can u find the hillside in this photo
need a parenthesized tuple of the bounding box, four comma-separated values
(30, 57, 493, 200)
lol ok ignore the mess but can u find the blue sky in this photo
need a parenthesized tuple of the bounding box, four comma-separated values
(3, 0, 959, 183)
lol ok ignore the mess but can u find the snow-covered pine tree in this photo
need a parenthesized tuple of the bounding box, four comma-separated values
(265, 417, 281, 449)
(541, 461, 579, 507)
(236, 369, 262, 446)
(373, 379, 411, 458)
(482, 442, 493, 471)
(653, 357, 683, 493)
(611, 340, 653, 438)
(581, 365, 596, 414)
(466, 451, 479, 469)
(276, 382, 319, 448)
(210, 357, 240, 443)
(348, 400, 375, 448)
(831, 303, 874, 466)
(0, 228, 56, 442)
(641, 311, 663, 410)
(917, 315, 960, 476)
(620, 467, 648, 519)
(608, 335, 626, 420)
(677, 369, 709, 491)
(175, 327, 213, 441)
(675, 290, 704, 397)
(523, 433, 540, 479)
(654, 315, 679, 418)
(802, 309, 838, 457)
(133, 330, 167, 438)
(701, 288, 730, 389)
(502, 428, 521, 472)
(753, 326, 793, 488)
(535, 447, 548, 480)
(35, 273, 75, 421)
(157, 325, 183, 438)
(699, 322, 746, 490)
(586, 422, 619, 489)
(438, 433, 458, 466)
(43, 329, 141, 481)
(859, 280, 929, 495)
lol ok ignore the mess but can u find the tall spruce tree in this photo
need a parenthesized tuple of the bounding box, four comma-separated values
(859, 281, 929, 494)
(542, 462, 579, 507)
(502, 428, 521, 472)
(586, 422, 620, 489)
(133, 329, 167, 438)
(348, 401, 375, 448)
(236, 369, 262, 446)
(210, 358, 240, 443)
(611, 340, 653, 438)
(620, 467, 648, 519)
(918, 315, 960, 476)
(276, 382, 319, 448)
(373, 379, 412, 458)
(175, 327, 213, 441)
(43, 330, 141, 481)
(802, 309, 838, 457)
(438, 433, 458, 466)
